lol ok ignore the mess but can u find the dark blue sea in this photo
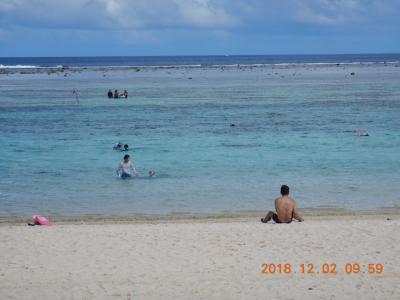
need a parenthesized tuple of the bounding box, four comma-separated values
(1, 53, 400, 68)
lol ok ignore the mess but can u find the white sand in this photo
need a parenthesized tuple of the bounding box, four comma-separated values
(0, 215, 399, 299)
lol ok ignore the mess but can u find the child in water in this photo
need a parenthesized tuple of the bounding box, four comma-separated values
(116, 154, 139, 178)
(113, 142, 122, 151)
(113, 143, 129, 151)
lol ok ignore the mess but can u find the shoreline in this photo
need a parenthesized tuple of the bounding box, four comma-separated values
(1, 206, 399, 225)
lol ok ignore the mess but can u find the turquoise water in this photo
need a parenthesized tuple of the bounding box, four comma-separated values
(1, 64, 400, 217)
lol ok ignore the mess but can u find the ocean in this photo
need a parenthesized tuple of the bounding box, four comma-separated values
(1, 53, 400, 68)
(1, 54, 400, 218)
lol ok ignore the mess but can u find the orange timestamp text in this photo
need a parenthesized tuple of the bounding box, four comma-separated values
(260, 263, 384, 275)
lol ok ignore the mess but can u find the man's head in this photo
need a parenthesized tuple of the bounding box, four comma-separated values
(124, 144, 129, 150)
(123, 154, 130, 162)
(280, 185, 290, 196)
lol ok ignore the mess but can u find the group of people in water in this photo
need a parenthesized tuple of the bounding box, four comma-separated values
(109, 127, 368, 224)
(108, 89, 128, 99)
(114, 141, 298, 224)
(113, 142, 130, 152)
(113, 142, 156, 179)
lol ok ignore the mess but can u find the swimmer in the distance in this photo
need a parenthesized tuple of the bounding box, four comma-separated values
(261, 185, 304, 224)
(113, 143, 129, 151)
(116, 154, 139, 178)
(148, 170, 156, 177)
(113, 142, 122, 151)
(355, 128, 369, 136)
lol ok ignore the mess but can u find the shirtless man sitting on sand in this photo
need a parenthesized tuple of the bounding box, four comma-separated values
(261, 185, 304, 223)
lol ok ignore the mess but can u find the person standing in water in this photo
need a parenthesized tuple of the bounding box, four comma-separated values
(114, 89, 119, 99)
(116, 154, 139, 178)
(107, 89, 113, 98)
(123, 90, 128, 98)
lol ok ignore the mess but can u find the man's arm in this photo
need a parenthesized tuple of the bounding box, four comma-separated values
(292, 202, 304, 222)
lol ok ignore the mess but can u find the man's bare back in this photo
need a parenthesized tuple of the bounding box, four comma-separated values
(275, 196, 302, 223)
(261, 185, 304, 224)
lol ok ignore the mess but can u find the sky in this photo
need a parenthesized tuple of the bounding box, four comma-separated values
(0, 0, 399, 57)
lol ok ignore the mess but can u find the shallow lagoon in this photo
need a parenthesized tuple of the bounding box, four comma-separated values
(0, 63, 399, 217)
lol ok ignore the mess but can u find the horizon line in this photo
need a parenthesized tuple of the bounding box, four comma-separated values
(1, 52, 400, 59)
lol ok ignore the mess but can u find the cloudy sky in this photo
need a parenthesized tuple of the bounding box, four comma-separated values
(0, 0, 399, 56)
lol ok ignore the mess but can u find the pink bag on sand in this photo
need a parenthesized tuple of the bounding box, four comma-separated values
(32, 215, 51, 226)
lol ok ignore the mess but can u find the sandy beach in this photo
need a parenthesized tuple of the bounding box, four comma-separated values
(1, 214, 399, 299)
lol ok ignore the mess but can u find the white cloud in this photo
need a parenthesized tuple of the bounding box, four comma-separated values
(0, 0, 399, 31)
(0, 0, 238, 30)
(175, 0, 237, 27)
(293, 0, 367, 25)
(231, 0, 400, 26)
